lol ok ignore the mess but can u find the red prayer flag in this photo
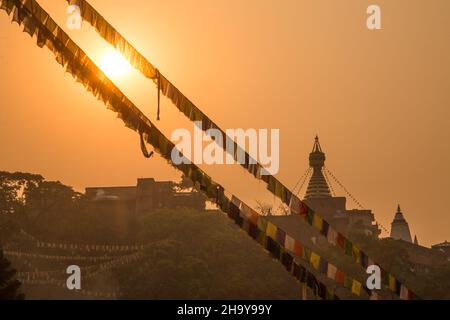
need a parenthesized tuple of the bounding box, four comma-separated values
(337, 233, 346, 249)
(335, 269, 345, 284)
(293, 241, 304, 257)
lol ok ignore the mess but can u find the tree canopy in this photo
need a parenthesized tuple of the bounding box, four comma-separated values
(113, 207, 301, 299)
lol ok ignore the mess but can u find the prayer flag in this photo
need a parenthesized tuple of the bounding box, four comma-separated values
(351, 280, 362, 296)
(310, 252, 321, 270)
(266, 222, 277, 240)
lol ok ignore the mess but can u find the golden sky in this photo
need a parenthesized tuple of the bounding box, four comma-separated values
(1, 0, 449, 246)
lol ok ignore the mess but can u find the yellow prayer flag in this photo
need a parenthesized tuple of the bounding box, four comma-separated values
(351, 279, 362, 296)
(352, 245, 360, 263)
(313, 214, 323, 230)
(257, 216, 267, 232)
(389, 275, 396, 291)
(275, 182, 283, 198)
(266, 222, 277, 240)
(309, 252, 321, 270)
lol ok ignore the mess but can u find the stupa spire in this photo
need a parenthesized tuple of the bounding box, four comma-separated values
(305, 136, 332, 199)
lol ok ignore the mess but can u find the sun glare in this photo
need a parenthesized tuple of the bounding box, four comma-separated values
(99, 50, 132, 79)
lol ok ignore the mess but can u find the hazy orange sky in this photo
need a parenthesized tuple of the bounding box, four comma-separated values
(1, 0, 449, 246)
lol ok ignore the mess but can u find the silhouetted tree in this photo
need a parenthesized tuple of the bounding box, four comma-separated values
(176, 174, 194, 191)
(0, 171, 43, 215)
(24, 180, 81, 225)
(0, 248, 24, 300)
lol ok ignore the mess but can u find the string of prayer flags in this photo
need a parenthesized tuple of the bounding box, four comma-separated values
(224, 196, 338, 299)
(35, 241, 145, 253)
(14, 250, 145, 287)
(301, 209, 419, 299)
(5, 250, 116, 262)
(18, 277, 120, 299)
(227, 197, 373, 299)
(250, 212, 400, 299)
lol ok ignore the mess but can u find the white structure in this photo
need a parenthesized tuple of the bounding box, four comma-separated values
(390, 205, 412, 243)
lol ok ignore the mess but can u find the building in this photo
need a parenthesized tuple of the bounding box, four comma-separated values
(302, 136, 380, 237)
(80, 178, 205, 239)
(85, 178, 206, 217)
(389, 205, 412, 243)
(432, 241, 450, 256)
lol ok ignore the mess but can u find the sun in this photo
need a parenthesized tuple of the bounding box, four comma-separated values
(99, 50, 132, 79)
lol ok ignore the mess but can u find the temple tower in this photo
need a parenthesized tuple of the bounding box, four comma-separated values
(390, 205, 412, 243)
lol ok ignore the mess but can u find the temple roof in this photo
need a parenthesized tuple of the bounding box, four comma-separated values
(392, 205, 408, 223)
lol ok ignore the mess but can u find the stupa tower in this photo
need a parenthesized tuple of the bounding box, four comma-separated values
(305, 136, 332, 199)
